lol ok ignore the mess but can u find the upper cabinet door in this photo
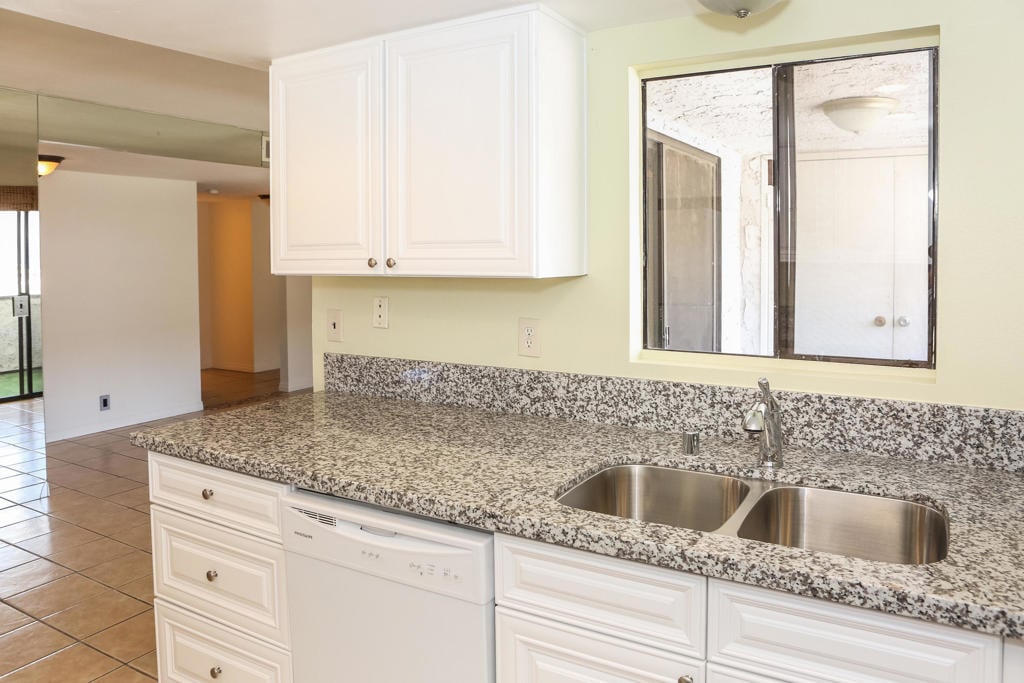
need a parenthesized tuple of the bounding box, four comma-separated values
(385, 14, 533, 276)
(271, 42, 383, 275)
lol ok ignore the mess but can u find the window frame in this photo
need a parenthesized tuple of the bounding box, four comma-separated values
(641, 46, 939, 369)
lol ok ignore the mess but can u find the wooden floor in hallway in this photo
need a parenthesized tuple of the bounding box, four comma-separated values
(200, 368, 280, 410)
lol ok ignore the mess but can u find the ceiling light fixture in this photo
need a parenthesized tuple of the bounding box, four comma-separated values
(37, 155, 64, 177)
(697, 0, 782, 19)
(822, 96, 899, 134)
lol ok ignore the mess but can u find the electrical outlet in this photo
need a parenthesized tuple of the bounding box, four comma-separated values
(99, 395, 111, 411)
(326, 309, 344, 342)
(372, 297, 389, 329)
(518, 318, 542, 357)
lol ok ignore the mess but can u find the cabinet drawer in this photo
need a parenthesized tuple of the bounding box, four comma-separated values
(496, 535, 706, 658)
(709, 580, 1001, 683)
(706, 664, 780, 683)
(153, 507, 289, 646)
(149, 452, 287, 541)
(497, 607, 704, 683)
(156, 599, 292, 683)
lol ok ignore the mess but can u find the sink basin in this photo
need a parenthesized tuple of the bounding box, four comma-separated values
(736, 486, 948, 564)
(558, 465, 750, 532)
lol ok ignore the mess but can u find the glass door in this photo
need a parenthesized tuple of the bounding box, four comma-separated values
(0, 208, 41, 401)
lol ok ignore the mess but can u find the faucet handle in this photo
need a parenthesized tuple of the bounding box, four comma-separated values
(743, 403, 766, 432)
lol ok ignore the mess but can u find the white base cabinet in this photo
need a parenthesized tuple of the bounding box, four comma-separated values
(498, 607, 704, 683)
(270, 5, 586, 277)
(149, 453, 292, 681)
(496, 535, 1007, 683)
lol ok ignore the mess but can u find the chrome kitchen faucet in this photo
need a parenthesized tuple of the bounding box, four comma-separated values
(743, 377, 783, 469)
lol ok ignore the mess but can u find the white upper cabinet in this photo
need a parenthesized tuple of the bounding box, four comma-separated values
(271, 42, 383, 274)
(270, 6, 586, 277)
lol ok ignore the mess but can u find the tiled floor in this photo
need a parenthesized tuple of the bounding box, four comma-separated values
(0, 397, 192, 682)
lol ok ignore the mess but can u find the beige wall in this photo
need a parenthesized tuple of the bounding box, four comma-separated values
(203, 199, 254, 372)
(312, 0, 1024, 411)
(40, 171, 202, 440)
(250, 198, 284, 372)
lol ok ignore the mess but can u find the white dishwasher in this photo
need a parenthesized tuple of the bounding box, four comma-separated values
(281, 489, 495, 682)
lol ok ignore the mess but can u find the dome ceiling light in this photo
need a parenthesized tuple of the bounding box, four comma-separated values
(822, 96, 900, 134)
(697, 0, 783, 19)
(37, 155, 64, 177)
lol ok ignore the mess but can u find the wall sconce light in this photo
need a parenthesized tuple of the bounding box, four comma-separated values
(822, 96, 899, 134)
(37, 155, 64, 177)
(697, 0, 782, 18)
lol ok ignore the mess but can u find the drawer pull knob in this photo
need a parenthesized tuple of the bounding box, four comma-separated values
(210, 666, 223, 679)
(385, 257, 397, 268)
(367, 257, 377, 268)
(678, 677, 693, 683)
(201, 488, 214, 500)
(206, 570, 218, 582)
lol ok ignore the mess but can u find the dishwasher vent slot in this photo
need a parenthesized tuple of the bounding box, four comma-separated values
(292, 506, 338, 527)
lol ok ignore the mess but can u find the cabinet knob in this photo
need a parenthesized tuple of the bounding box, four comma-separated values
(385, 258, 397, 268)
(367, 258, 378, 268)
(210, 666, 223, 679)
(873, 316, 887, 327)
(678, 677, 693, 683)
(897, 316, 911, 327)
(201, 488, 214, 500)
(206, 570, 218, 582)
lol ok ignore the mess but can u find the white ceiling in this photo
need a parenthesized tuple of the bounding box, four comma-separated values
(0, 0, 704, 70)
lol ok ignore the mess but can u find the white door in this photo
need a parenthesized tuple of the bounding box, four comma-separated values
(793, 151, 929, 362)
(270, 42, 383, 274)
(385, 14, 533, 276)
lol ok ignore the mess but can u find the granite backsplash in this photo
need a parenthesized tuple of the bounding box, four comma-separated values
(323, 353, 1024, 472)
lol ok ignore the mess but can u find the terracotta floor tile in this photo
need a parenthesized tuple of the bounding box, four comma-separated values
(73, 434, 125, 449)
(0, 622, 74, 675)
(43, 498, 123, 523)
(105, 487, 149, 510)
(0, 435, 45, 451)
(0, 605, 32, 636)
(81, 550, 153, 588)
(109, 444, 148, 461)
(14, 526, 101, 557)
(37, 445, 102, 465)
(85, 611, 155, 663)
(0, 546, 35, 573)
(22, 489, 97, 515)
(0, 516, 73, 543)
(6, 574, 108, 618)
(1, 459, 47, 475)
(0, 559, 72, 598)
(106, 524, 152, 552)
(0, 484, 56, 505)
(93, 665, 155, 682)
(116, 575, 154, 605)
(0, 508, 40, 529)
(43, 590, 149, 639)
(74, 477, 141, 499)
(73, 508, 149, 537)
(0, 453, 39, 468)
(0, 476, 42, 495)
(126, 651, 157, 678)
(48, 538, 136, 571)
(0, 643, 120, 682)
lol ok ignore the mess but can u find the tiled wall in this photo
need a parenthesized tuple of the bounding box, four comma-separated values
(324, 353, 1024, 472)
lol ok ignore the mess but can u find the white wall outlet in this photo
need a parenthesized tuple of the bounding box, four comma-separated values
(518, 317, 542, 357)
(99, 395, 111, 411)
(326, 309, 344, 342)
(372, 296, 389, 329)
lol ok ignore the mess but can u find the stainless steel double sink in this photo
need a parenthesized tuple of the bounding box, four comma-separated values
(557, 465, 948, 565)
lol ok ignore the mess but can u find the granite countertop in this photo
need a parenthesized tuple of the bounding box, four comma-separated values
(130, 391, 1024, 639)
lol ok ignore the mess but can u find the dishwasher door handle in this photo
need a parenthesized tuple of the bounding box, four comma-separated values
(359, 524, 398, 537)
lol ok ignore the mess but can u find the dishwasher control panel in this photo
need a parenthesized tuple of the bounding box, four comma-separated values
(282, 490, 494, 604)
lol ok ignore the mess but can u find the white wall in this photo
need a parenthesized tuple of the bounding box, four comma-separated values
(40, 171, 202, 441)
(281, 276, 313, 392)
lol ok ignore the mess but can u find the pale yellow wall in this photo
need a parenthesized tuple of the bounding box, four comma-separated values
(313, 0, 1024, 411)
